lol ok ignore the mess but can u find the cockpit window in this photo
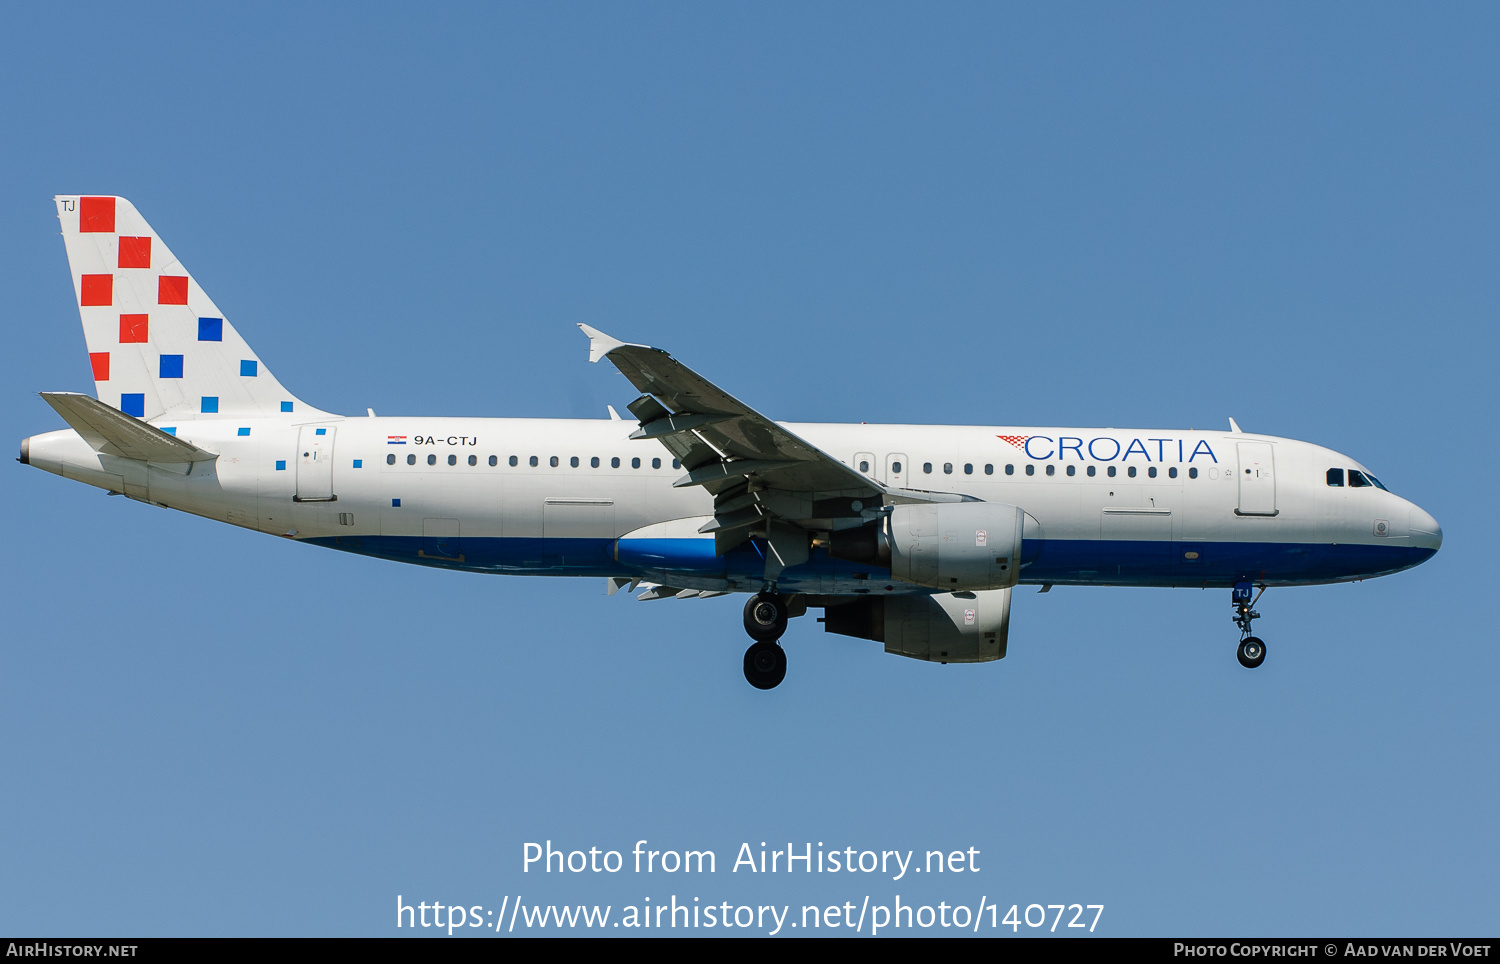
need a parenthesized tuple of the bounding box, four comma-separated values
(1368, 475, 1388, 491)
(1327, 468, 1344, 486)
(1348, 470, 1371, 488)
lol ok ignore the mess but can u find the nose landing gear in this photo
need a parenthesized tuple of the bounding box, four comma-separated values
(1232, 582, 1267, 669)
(742, 592, 789, 689)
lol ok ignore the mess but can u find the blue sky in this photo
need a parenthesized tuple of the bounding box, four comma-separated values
(2, 3, 1495, 936)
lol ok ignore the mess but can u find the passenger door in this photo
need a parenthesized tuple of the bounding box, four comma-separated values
(294, 425, 337, 502)
(1236, 442, 1277, 516)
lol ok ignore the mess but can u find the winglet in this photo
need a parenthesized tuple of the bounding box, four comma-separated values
(577, 324, 630, 364)
(1228, 417, 1243, 433)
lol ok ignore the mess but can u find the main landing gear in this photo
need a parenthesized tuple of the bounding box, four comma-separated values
(742, 592, 789, 689)
(1232, 582, 1267, 669)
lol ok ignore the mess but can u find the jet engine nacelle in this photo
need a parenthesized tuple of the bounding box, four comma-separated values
(887, 501, 1024, 591)
(822, 588, 1012, 663)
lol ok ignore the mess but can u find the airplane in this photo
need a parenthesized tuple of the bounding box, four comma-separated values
(20, 196, 1443, 689)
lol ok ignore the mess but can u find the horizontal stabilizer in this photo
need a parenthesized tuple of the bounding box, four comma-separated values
(40, 392, 218, 463)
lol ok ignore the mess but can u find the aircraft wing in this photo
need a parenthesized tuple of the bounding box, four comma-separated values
(579, 325, 966, 574)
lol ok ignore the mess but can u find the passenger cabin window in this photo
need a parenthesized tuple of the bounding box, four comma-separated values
(427, 454, 437, 466)
(550, 456, 559, 467)
(892, 461, 902, 474)
(591, 457, 600, 468)
(1045, 464, 1055, 476)
(652, 458, 661, 469)
(923, 463, 933, 474)
(611, 457, 620, 468)
(943, 463, 953, 474)
(386, 454, 396, 465)
(489, 456, 498, 466)
(1107, 466, 1116, 478)
(509, 456, 518, 466)
(631, 457, 641, 469)
(859, 460, 869, 473)
(984, 464, 993, 475)
(964, 463, 973, 475)
(1087, 465, 1096, 477)
(1168, 467, 1177, 479)
(1005, 464, 1014, 476)
(672, 459, 681, 469)
(1148, 466, 1157, 478)
(1189, 467, 1198, 479)
(1127, 466, 1137, 478)
(1327, 468, 1345, 486)
(448, 454, 457, 466)
(407, 454, 416, 465)
(1066, 465, 1076, 477)
(1025, 464, 1034, 476)
(570, 456, 579, 467)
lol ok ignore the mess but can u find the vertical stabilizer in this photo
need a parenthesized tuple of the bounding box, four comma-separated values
(55, 195, 322, 421)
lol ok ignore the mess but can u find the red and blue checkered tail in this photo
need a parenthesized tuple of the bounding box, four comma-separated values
(55, 195, 320, 421)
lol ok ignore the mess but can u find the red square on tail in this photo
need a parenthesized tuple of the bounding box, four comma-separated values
(118, 236, 151, 269)
(80, 197, 116, 233)
(119, 314, 149, 343)
(158, 276, 188, 305)
(90, 352, 110, 381)
(80, 274, 113, 306)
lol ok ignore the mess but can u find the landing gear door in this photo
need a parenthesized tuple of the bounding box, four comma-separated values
(295, 425, 337, 502)
(1236, 442, 1276, 516)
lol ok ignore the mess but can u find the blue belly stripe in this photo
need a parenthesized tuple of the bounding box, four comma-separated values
(303, 535, 1436, 589)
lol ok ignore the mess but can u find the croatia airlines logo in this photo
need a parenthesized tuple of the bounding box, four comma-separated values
(995, 433, 1219, 463)
(387, 436, 407, 444)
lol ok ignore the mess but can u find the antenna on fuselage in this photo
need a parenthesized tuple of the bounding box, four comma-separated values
(1228, 417, 1243, 433)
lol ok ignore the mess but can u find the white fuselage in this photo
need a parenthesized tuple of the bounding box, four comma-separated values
(23, 415, 1442, 593)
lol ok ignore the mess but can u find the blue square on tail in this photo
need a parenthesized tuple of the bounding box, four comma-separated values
(280, 402, 293, 412)
(198, 317, 223, 341)
(121, 393, 144, 417)
(240, 360, 258, 377)
(200, 396, 219, 414)
(159, 354, 183, 378)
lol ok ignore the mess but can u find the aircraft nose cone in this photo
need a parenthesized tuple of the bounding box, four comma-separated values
(1410, 505, 1443, 552)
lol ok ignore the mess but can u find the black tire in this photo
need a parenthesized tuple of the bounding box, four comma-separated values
(1237, 636, 1266, 669)
(743, 593, 788, 642)
(743, 641, 787, 689)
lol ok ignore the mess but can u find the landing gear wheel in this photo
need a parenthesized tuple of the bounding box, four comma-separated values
(1237, 636, 1266, 669)
(743, 593, 788, 642)
(743, 641, 787, 690)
